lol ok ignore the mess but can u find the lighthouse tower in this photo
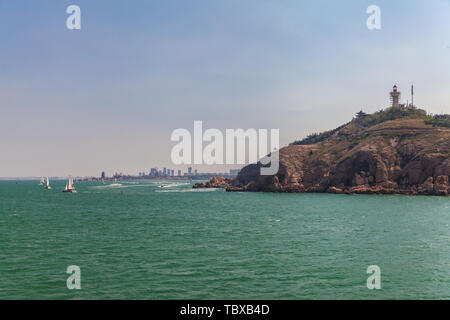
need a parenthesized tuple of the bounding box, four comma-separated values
(390, 84, 401, 108)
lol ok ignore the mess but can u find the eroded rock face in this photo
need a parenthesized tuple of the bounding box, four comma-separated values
(227, 119, 450, 196)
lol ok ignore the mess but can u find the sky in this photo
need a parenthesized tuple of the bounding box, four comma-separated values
(1, 0, 450, 177)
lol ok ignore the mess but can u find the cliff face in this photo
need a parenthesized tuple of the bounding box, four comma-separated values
(228, 115, 450, 196)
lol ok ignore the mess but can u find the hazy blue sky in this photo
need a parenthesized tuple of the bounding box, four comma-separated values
(1, 0, 450, 177)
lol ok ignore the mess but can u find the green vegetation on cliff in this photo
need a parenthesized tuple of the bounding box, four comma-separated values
(291, 106, 449, 145)
(425, 114, 450, 128)
(291, 123, 348, 145)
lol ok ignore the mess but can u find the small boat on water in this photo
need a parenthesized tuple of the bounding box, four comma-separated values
(63, 176, 77, 193)
(39, 177, 45, 186)
(101, 178, 105, 185)
(44, 177, 52, 190)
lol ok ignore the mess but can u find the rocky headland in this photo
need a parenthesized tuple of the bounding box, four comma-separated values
(197, 107, 450, 196)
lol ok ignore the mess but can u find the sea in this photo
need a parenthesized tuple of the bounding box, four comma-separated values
(0, 180, 449, 299)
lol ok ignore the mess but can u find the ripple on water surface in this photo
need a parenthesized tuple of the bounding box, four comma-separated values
(0, 180, 449, 299)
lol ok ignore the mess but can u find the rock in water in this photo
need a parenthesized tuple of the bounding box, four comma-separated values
(193, 177, 233, 189)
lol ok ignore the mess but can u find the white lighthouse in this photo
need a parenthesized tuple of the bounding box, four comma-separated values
(390, 84, 401, 108)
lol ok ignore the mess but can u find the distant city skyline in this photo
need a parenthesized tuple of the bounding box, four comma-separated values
(0, 166, 241, 180)
(1, 1, 450, 177)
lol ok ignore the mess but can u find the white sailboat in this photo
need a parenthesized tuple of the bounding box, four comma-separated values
(63, 176, 77, 193)
(44, 177, 52, 189)
(39, 177, 45, 186)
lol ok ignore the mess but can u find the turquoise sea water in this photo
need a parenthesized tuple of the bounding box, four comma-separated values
(0, 180, 449, 299)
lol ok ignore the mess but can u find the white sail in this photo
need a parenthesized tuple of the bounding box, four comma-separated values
(63, 176, 76, 192)
(46, 177, 50, 187)
(68, 176, 75, 190)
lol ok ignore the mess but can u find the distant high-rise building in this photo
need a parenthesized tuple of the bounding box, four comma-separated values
(194, 169, 198, 175)
(163, 168, 167, 175)
(178, 170, 181, 176)
(171, 170, 174, 176)
(101, 171, 106, 179)
(188, 167, 192, 175)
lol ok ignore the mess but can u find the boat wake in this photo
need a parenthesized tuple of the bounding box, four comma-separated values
(91, 183, 124, 189)
(155, 188, 221, 193)
(158, 182, 191, 188)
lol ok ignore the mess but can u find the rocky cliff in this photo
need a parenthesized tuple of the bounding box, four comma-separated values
(228, 107, 450, 196)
